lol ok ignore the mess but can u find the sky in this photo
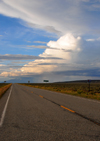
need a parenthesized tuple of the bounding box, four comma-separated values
(0, 0, 100, 83)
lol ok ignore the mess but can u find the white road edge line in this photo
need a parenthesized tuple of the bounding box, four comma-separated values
(0, 86, 13, 127)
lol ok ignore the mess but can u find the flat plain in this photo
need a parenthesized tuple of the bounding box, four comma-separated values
(20, 82, 100, 100)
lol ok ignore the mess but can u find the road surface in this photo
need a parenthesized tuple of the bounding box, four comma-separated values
(0, 83, 100, 141)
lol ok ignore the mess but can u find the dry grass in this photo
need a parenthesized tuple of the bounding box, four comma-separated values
(0, 83, 12, 98)
(19, 83, 100, 100)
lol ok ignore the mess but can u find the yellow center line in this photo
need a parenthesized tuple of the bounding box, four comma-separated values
(60, 105, 75, 113)
(39, 95, 43, 98)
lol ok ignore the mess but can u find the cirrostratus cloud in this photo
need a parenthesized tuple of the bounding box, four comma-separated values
(0, 0, 100, 35)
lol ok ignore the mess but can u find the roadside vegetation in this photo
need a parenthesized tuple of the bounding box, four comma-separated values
(0, 83, 12, 99)
(20, 82, 100, 100)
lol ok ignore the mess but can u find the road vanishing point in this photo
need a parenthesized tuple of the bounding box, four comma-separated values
(0, 84, 100, 141)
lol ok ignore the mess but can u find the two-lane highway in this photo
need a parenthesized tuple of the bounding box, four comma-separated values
(0, 83, 100, 141)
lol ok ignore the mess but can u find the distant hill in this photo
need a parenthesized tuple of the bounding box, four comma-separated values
(54, 80, 100, 83)
(1, 79, 100, 84)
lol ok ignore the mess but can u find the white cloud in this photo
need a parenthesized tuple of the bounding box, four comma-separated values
(0, 0, 99, 35)
(33, 41, 47, 44)
(0, 33, 81, 77)
(39, 34, 81, 63)
(0, 1, 100, 81)
(1, 33, 100, 80)
(86, 37, 100, 41)
(47, 33, 80, 50)
(86, 39, 95, 41)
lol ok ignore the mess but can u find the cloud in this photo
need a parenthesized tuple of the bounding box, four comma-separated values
(0, 33, 81, 77)
(47, 33, 81, 50)
(1, 33, 100, 81)
(0, 54, 61, 60)
(33, 41, 47, 44)
(39, 33, 81, 61)
(86, 39, 95, 41)
(0, 64, 6, 67)
(11, 61, 30, 64)
(27, 44, 73, 52)
(89, 4, 100, 11)
(97, 37, 100, 40)
(44, 26, 61, 35)
(53, 68, 100, 77)
(0, 0, 100, 36)
(86, 37, 100, 41)
(2, 68, 100, 83)
(27, 45, 49, 49)
(0, 1, 100, 82)
(0, 65, 41, 68)
(81, 0, 90, 2)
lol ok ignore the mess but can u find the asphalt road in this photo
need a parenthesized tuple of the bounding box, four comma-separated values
(0, 83, 100, 141)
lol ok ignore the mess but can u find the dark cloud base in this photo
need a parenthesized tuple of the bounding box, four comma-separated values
(54, 68, 100, 77)
(3, 68, 100, 83)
